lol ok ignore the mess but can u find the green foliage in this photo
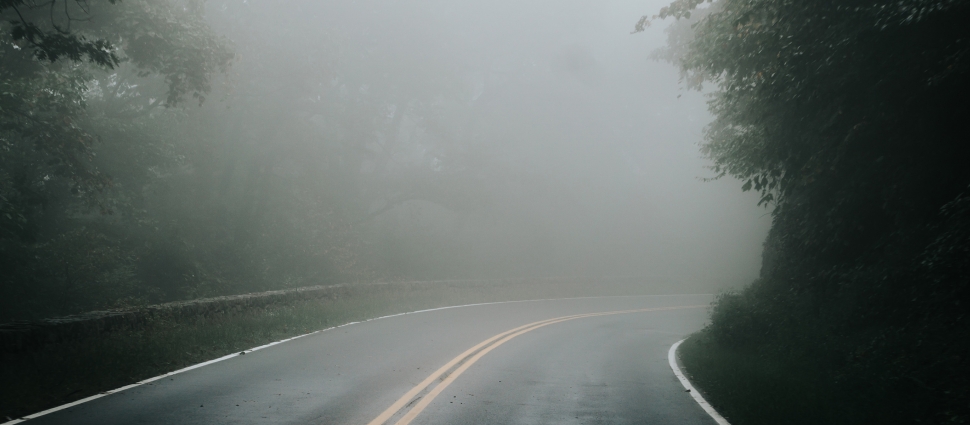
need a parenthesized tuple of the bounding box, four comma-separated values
(0, 0, 232, 228)
(2, 0, 120, 67)
(0, 0, 233, 320)
(656, 0, 969, 204)
(0, 0, 502, 320)
(1, 227, 147, 319)
(649, 0, 970, 422)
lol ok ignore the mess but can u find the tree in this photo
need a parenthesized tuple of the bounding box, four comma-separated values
(645, 0, 970, 422)
(0, 0, 232, 318)
(0, 0, 231, 235)
(645, 0, 970, 280)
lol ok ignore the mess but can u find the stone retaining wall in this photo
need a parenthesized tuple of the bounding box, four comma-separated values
(0, 278, 541, 353)
(0, 277, 667, 354)
(0, 283, 346, 354)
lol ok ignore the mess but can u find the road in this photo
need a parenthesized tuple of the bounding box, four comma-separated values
(24, 295, 719, 425)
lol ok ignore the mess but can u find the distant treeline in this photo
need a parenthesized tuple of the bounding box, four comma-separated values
(0, 1, 563, 321)
(647, 0, 970, 422)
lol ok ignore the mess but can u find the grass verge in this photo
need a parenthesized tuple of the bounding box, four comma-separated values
(678, 331, 869, 425)
(1, 278, 684, 421)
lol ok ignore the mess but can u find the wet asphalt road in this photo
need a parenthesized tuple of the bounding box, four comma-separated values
(27, 295, 719, 425)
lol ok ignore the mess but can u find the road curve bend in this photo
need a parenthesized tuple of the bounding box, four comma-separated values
(20, 295, 721, 425)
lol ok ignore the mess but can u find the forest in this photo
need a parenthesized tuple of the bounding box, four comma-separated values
(2, 0, 967, 422)
(1, 0, 765, 321)
(646, 0, 970, 423)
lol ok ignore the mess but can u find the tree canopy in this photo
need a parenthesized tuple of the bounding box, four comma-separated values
(646, 0, 970, 422)
(0, 0, 232, 236)
(0, 0, 232, 315)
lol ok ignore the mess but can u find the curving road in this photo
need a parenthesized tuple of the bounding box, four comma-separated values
(22, 295, 719, 425)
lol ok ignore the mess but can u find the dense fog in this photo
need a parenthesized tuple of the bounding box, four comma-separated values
(1, 0, 769, 320)
(5, 0, 968, 422)
(204, 0, 767, 285)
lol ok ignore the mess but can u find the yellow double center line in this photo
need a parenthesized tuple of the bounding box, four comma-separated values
(366, 305, 705, 425)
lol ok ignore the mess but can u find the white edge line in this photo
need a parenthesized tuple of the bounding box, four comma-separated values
(2, 293, 711, 424)
(668, 339, 731, 425)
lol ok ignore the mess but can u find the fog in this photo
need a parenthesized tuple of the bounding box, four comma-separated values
(7, 0, 967, 422)
(0, 0, 772, 323)
(195, 0, 767, 291)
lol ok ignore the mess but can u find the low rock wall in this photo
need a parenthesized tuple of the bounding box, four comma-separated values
(0, 277, 667, 354)
(0, 283, 356, 354)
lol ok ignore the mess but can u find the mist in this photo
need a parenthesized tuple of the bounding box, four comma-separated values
(0, 0, 769, 322)
(199, 0, 767, 289)
(5, 0, 967, 422)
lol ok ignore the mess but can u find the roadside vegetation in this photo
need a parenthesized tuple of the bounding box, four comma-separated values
(643, 0, 970, 423)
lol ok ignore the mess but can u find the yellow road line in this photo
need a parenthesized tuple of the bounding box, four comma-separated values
(364, 314, 574, 425)
(368, 305, 705, 425)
